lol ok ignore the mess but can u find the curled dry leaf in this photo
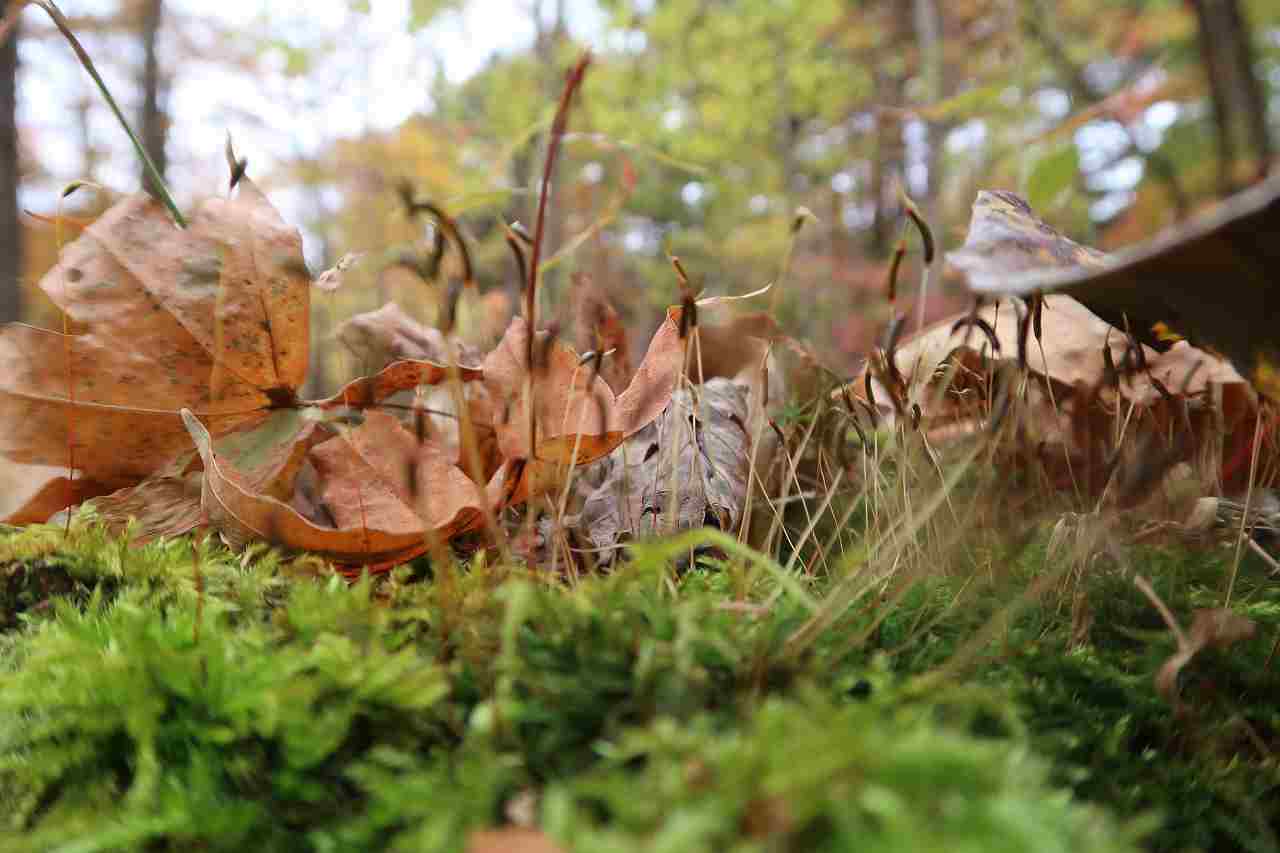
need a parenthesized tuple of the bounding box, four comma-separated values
(842, 189, 1247, 421)
(318, 358, 483, 410)
(0, 180, 309, 519)
(335, 301, 482, 371)
(87, 474, 204, 542)
(954, 176, 1280, 398)
(313, 251, 365, 293)
(333, 301, 496, 476)
(571, 272, 632, 392)
(183, 408, 487, 566)
(483, 311, 684, 503)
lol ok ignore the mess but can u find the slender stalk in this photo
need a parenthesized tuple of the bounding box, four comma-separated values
(524, 52, 591, 462)
(26, 1, 185, 227)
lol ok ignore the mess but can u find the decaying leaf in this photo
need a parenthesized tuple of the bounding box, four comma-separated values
(571, 272, 632, 392)
(954, 175, 1280, 398)
(87, 473, 204, 541)
(832, 189, 1274, 502)
(332, 301, 496, 475)
(0, 181, 307, 497)
(482, 311, 684, 503)
(313, 251, 364, 293)
(876, 294, 1242, 414)
(577, 379, 755, 559)
(336, 301, 481, 371)
(877, 189, 1248, 413)
(183, 409, 486, 566)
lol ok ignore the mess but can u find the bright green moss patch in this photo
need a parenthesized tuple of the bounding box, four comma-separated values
(0, 520, 1276, 851)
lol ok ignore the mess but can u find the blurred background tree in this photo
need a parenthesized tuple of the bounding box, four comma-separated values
(0, 0, 1275, 378)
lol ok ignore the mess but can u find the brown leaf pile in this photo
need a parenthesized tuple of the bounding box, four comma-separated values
(957, 175, 1280, 398)
(0, 175, 713, 570)
(842, 188, 1272, 501)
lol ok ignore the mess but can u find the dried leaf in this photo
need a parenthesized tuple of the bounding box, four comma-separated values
(954, 176, 1280, 397)
(0, 467, 115, 525)
(336, 302, 481, 370)
(87, 474, 204, 541)
(579, 379, 755, 559)
(308, 410, 486, 536)
(313, 251, 364, 292)
(318, 358, 483, 410)
(483, 311, 684, 502)
(879, 294, 1242, 410)
(0, 181, 308, 494)
(845, 188, 1253, 424)
(183, 409, 485, 566)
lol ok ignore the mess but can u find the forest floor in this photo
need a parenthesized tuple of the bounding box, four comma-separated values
(1, 474, 1278, 852)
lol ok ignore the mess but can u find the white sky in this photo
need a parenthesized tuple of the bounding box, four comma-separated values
(18, 0, 606, 208)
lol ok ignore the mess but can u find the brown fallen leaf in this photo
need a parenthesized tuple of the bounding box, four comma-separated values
(332, 301, 497, 475)
(318, 358, 483, 410)
(570, 272, 633, 392)
(183, 408, 486, 566)
(0, 180, 479, 530)
(954, 175, 1280, 398)
(483, 311, 684, 504)
(578, 379, 755, 559)
(87, 474, 204, 542)
(335, 301, 482, 371)
(0, 467, 116, 525)
(0, 182, 306, 494)
(841, 190, 1251, 439)
(874, 294, 1243, 414)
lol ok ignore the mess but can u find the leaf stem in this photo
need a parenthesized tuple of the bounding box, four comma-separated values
(28, 0, 186, 227)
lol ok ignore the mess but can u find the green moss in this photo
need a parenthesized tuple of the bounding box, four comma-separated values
(0, 519, 1273, 851)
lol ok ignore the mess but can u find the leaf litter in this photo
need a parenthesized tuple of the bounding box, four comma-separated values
(4, 52, 1280, 582)
(841, 184, 1276, 503)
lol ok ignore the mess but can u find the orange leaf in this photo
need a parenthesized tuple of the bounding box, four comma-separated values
(482, 310, 683, 502)
(0, 180, 308, 494)
(183, 409, 485, 566)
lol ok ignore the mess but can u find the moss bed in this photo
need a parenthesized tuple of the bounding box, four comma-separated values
(0, 517, 1276, 852)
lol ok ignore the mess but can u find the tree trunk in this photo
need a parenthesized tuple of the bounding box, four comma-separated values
(1187, 0, 1272, 193)
(1220, 0, 1271, 180)
(139, 0, 167, 192)
(911, 0, 942, 200)
(0, 19, 21, 324)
